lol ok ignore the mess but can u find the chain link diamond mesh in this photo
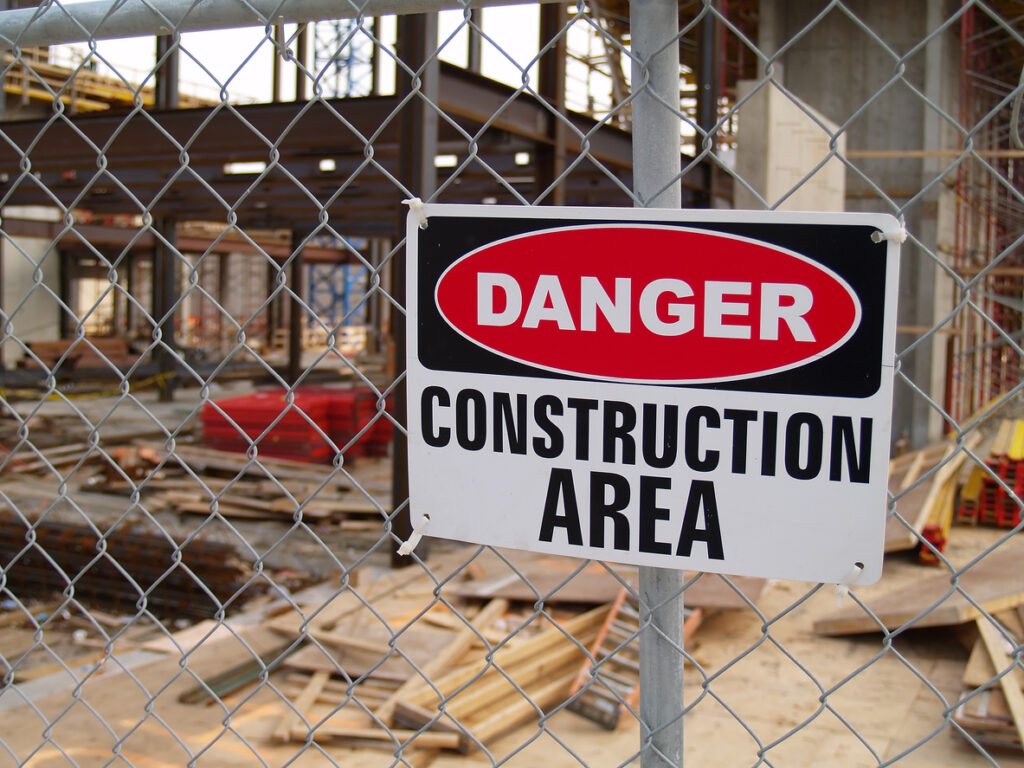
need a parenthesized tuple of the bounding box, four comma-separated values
(0, 1, 1022, 766)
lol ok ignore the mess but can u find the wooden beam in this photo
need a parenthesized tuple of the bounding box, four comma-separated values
(975, 616, 1024, 750)
(815, 536, 1024, 635)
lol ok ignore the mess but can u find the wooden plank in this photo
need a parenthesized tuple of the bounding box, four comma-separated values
(438, 639, 584, 721)
(991, 419, 1015, 457)
(975, 616, 1024, 750)
(374, 597, 508, 726)
(458, 668, 579, 752)
(398, 604, 607, 713)
(912, 434, 981, 537)
(885, 480, 931, 553)
(300, 725, 462, 750)
(307, 630, 391, 656)
(814, 537, 1024, 635)
(447, 550, 763, 610)
(273, 670, 330, 743)
(953, 689, 1020, 748)
(140, 443, 353, 488)
(267, 549, 470, 639)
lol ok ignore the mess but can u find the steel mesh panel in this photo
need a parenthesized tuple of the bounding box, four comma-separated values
(0, 1, 1021, 766)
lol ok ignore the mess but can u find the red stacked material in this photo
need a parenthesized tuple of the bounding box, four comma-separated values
(202, 390, 334, 463)
(324, 388, 393, 458)
(201, 388, 393, 464)
(977, 459, 1024, 528)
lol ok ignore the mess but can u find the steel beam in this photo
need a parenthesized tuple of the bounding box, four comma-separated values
(0, 0, 563, 50)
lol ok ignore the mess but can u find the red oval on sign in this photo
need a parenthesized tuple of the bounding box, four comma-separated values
(435, 225, 861, 383)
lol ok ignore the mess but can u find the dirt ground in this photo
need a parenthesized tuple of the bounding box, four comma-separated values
(1, 387, 1024, 766)
(1, 527, 1023, 767)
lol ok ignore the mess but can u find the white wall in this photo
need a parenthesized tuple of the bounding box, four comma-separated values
(1, 207, 62, 368)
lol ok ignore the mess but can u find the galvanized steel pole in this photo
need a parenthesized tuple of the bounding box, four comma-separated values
(630, 0, 684, 766)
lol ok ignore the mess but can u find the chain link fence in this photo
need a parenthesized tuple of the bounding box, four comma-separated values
(0, 0, 1022, 765)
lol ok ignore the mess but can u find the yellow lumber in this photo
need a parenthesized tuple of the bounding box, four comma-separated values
(301, 725, 462, 750)
(460, 669, 579, 752)
(913, 433, 981, 535)
(1011, 420, 1024, 461)
(992, 419, 1015, 457)
(374, 598, 508, 726)
(400, 604, 608, 710)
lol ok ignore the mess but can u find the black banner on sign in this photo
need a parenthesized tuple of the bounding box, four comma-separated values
(415, 215, 888, 398)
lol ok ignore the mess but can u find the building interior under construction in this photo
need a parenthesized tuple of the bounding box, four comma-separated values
(0, 0, 1021, 448)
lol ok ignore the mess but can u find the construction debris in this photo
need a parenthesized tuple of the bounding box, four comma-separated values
(958, 419, 1024, 529)
(0, 509, 259, 620)
(813, 536, 1024, 636)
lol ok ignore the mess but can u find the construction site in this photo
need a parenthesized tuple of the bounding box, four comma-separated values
(1, 0, 1023, 766)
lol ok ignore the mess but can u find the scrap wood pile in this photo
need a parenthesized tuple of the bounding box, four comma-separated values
(117, 443, 389, 529)
(170, 550, 763, 762)
(0, 439, 389, 530)
(814, 536, 1024, 753)
(886, 433, 981, 561)
(886, 417, 1024, 564)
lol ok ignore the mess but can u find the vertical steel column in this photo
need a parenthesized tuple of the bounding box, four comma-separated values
(272, 22, 285, 102)
(154, 32, 179, 400)
(217, 252, 231, 353)
(58, 250, 73, 340)
(391, 13, 438, 566)
(287, 232, 307, 386)
(537, 2, 568, 205)
(126, 251, 137, 340)
(155, 34, 179, 110)
(295, 23, 309, 100)
(696, 3, 717, 207)
(371, 17, 382, 95)
(467, 8, 482, 74)
(266, 260, 279, 350)
(631, 0, 683, 765)
(152, 218, 178, 401)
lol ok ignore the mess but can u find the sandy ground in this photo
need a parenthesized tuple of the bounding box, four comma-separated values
(2, 385, 1023, 766)
(2, 526, 1023, 767)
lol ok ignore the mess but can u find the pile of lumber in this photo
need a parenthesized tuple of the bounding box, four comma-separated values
(135, 444, 389, 527)
(2, 441, 389, 529)
(20, 337, 139, 373)
(886, 434, 981, 562)
(814, 537, 1024, 754)
(954, 609, 1024, 750)
(165, 549, 758, 763)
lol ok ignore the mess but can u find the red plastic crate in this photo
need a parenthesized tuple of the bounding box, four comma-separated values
(297, 386, 393, 458)
(201, 390, 334, 463)
(202, 388, 394, 464)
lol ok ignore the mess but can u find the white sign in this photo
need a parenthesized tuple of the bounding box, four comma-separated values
(406, 205, 900, 585)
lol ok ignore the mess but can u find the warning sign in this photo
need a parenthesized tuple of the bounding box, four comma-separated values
(406, 205, 900, 584)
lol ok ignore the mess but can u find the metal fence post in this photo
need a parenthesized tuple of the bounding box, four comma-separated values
(630, 0, 683, 765)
